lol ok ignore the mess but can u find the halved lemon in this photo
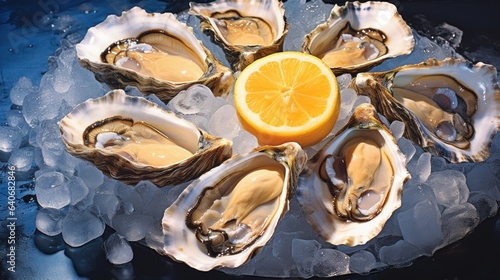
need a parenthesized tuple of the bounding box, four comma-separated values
(234, 51, 340, 147)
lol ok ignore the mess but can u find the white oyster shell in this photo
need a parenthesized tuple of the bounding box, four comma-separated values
(351, 57, 500, 163)
(189, 0, 288, 71)
(302, 1, 414, 74)
(297, 104, 410, 246)
(59, 89, 232, 187)
(162, 142, 307, 270)
(76, 7, 234, 103)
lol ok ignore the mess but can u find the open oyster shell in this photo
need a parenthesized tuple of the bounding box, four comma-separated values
(59, 89, 232, 187)
(162, 142, 307, 270)
(189, 0, 289, 71)
(297, 104, 410, 246)
(76, 7, 234, 103)
(350, 58, 500, 163)
(302, 1, 414, 75)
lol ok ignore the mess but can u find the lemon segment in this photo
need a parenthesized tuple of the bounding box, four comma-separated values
(234, 52, 340, 147)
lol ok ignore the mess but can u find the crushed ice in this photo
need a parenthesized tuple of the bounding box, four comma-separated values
(1, 0, 500, 278)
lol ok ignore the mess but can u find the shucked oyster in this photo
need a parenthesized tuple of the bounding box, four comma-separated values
(189, 0, 288, 71)
(297, 104, 410, 246)
(76, 7, 233, 103)
(162, 142, 306, 270)
(302, 1, 414, 74)
(351, 58, 500, 163)
(59, 89, 232, 187)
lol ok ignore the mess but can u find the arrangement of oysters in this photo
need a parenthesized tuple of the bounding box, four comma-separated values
(59, 0, 500, 273)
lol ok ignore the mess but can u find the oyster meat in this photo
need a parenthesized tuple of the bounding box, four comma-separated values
(162, 142, 306, 270)
(189, 0, 288, 71)
(302, 1, 414, 74)
(297, 104, 410, 246)
(76, 7, 234, 103)
(350, 58, 500, 162)
(59, 89, 232, 187)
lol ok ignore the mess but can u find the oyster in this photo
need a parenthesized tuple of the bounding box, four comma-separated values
(350, 58, 500, 163)
(162, 142, 306, 270)
(297, 104, 410, 246)
(59, 89, 232, 187)
(76, 7, 234, 103)
(302, 1, 414, 74)
(189, 0, 288, 71)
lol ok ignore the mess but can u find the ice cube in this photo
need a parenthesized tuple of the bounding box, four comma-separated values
(104, 233, 134, 265)
(36, 120, 68, 167)
(427, 169, 468, 208)
(112, 212, 155, 242)
(68, 176, 89, 206)
(283, 0, 333, 51)
(22, 85, 63, 127)
(466, 162, 500, 201)
(6, 109, 30, 140)
(62, 210, 105, 247)
(35, 207, 66, 236)
(7, 146, 36, 181)
(336, 74, 353, 90)
(291, 238, 321, 278)
(348, 250, 378, 274)
(134, 180, 160, 212)
(398, 137, 417, 164)
(115, 184, 143, 213)
(144, 221, 166, 255)
(379, 239, 424, 266)
(75, 160, 104, 190)
(62, 62, 107, 106)
(207, 104, 240, 138)
(397, 199, 443, 252)
(0, 126, 23, 162)
(232, 130, 258, 155)
(389, 120, 405, 140)
(468, 191, 499, 222)
(352, 95, 371, 109)
(35, 171, 71, 209)
(413, 152, 432, 183)
(311, 248, 350, 277)
(91, 190, 120, 226)
(440, 203, 479, 245)
(53, 65, 74, 93)
(170, 84, 215, 115)
(9, 76, 36, 106)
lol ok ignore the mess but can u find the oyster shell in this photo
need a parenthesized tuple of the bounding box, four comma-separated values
(189, 0, 288, 71)
(59, 89, 232, 187)
(162, 142, 307, 270)
(297, 104, 410, 246)
(302, 1, 414, 74)
(76, 7, 234, 103)
(350, 58, 500, 163)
